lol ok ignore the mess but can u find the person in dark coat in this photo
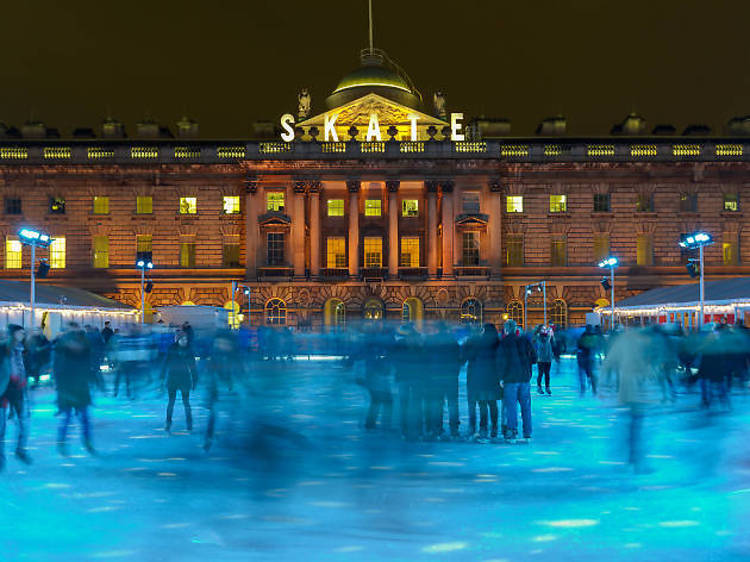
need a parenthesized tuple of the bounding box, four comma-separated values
(426, 324, 462, 439)
(0, 324, 32, 470)
(161, 331, 198, 432)
(54, 323, 95, 456)
(392, 324, 424, 439)
(535, 327, 554, 395)
(464, 323, 501, 440)
(203, 331, 239, 451)
(696, 325, 734, 410)
(498, 319, 535, 443)
(26, 328, 51, 389)
(577, 325, 600, 396)
(359, 323, 393, 431)
(101, 321, 114, 345)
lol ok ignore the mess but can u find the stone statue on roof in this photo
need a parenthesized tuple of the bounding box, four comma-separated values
(297, 88, 311, 120)
(433, 91, 447, 120)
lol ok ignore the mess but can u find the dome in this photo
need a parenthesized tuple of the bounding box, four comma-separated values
(325, 50, 422, 111)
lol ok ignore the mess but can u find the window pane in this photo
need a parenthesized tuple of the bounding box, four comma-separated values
(506, 236, 523, 266)
(636, 235, 653, 265)
(549, 195, 567, 213)
(327, 199, 344, 216)
(179, 197, 197, 214)
(265, 298, 287, 326)
(364, 199, 381, 216)
(50, 237, 66, 269)
(593, 234, 610, 263)
(723, 241, 738, 265)
(363, 237, 382, 268)
(550, 239, 567, 266)
(402, 199, 419, 217)
(724, 194, 739, 212)
(180, 242, 196, 267)
(136, 196, 153, 214)
(223, 243, 240, 267)
(636, 194, 653, 212)
(223, 196, 240, 214)
(462, 232, 480, 266)
(5, 238, 22, 269)
(93, 235, 109, 268)
(680, 193, 697, 213)
(267, 233, 284, 265)
(593, 193, 610, 212)
(93, 196, 109, 215)
(506, 196, 523, 213)
(50, 197, 66, 214)
(267, 192, 285, 212)
(136, 235, 152, 253)
(400, 237, 420, 267)
(326, 237, 346, 268)
(462, 193, 480, 214)
(4, 198, 22, 215)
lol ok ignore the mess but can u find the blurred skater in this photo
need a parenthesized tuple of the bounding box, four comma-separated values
(0, 325, 32, 470)
(161, 331, 197, 432)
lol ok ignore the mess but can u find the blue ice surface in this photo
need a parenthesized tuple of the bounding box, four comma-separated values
(0, 357, 748, 561)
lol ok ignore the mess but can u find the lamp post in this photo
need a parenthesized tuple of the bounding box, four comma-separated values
(523, 280, 547, 330)
(18, 228, 51, 329)
(598, 256, 618, 333)
(679, 232, 713, 329)
(136, 257, 153, 324)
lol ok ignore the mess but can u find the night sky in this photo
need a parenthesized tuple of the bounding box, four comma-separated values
(3, 0, 748, 138)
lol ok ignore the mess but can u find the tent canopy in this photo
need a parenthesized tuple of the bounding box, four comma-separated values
(0, 280, 132, 310)
(611, 277, 750, 311)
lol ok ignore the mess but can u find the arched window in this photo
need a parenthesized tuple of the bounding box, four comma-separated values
(180, 301, 196, 306)
(551, 299, 567, 329)
(224, 301, 241, 329)
(363, 298, 384, 320)
(265, 298, 287, 326)
(402, 297, 424, 326)
(324, 298, 346, 328)
(507, 301, 523, 327)
(460, 298, 483, 325)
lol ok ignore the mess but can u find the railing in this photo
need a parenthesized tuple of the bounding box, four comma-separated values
(319, 268, 349, 280)
(398, 267, 428, 280)
(359, 267, 388, 280)
(257, 266, 293, 280)
(455, 265, 490, 278)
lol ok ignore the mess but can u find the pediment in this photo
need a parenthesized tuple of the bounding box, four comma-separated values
(455, 213, 489, 229)
(258, 211, 291, 228)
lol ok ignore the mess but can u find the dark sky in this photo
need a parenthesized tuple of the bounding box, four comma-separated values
(3, 0, 749, 138)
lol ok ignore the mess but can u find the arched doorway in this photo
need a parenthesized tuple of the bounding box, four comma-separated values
(265, 298, 287, 326)
(507, 301, 523, 327)
(363, 298, 384, 320)
(223, 301, 242, 329)
(551, 299, 568, 329)
(460, 298, 482, 325)
(324, 298, 346, 329)
(402, 297, 424, 326)
(180, 300, 196, 306)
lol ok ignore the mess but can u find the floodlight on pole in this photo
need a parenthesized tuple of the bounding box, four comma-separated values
(678, 231, 713, 329)
(18, 227, 51, 329)
(523, 280, 548, 329)
(598, 256, 618, 333)
(136, 257, 154, 324)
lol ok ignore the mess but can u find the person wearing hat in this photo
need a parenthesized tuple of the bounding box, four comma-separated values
(0, 324, 32, 470)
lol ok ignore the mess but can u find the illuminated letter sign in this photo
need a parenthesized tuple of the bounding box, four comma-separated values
(366, 113, 381, 142)
(450, 113, 465, 141)
(280, 113, 295, 142)
(324, 113, 339, 142)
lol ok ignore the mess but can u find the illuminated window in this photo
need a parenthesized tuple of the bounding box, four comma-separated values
(550, 238, 567, 266)
(636, 234, 653, 266)
(266, 233, 284, 265)
(507, 301, 523, 327)
(506, 196, 523, 213)
(402, 199, 419, 217)
(136, 196, 153, 214)
(267, 192, 285, 212)
(179, 197, 197, 214)
(506, 235, 523, 266)
(593, 234, 610, 263)
(265, 298, 287, 325)
(49, 237, 66, 269)
(363, 236, 382, 268)
(402, 297, 423, 324)
(551, 299, 568, 329)
(223, 243, 240, 267)
(461, 298, 483, 325)
(224, 301, 241, 329)
(549, 195, 567, 213)
(636, 193, 653, 212)
(462, 232, 480, 266)
(400, 236, 420, 267)
(680, 192, 698, 213)
(364, 199, 381, 217)
(5, 238, 21, 269)
(724, 193, 739, 212)
(49, 197, 66, 214)
(222, 196, 240, 214)
(4, 198, 21, 215)
(93, 236, 109, 268)
(136, 234, 152, 254)
(327, 199, 344, 216)
(593, 193, 610, 212)
(363, 298, 384, 320)
(93, 196, 109, 215)
(180, 242, 196, 267)
(324, 298, 346, 328)
(723, 240, 739, 265)
(462, 192, 480, 213)
(326, 237, 346, 268)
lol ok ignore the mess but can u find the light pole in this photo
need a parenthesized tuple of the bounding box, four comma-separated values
(524, 280, 547, 330)
(679, 232, 713, 329)
(136, 257, 153, 324)
(18, 228, 51, 329)
(598, 256, 618, 333)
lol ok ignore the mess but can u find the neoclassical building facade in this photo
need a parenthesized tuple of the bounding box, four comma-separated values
(1, 50, 749, 329)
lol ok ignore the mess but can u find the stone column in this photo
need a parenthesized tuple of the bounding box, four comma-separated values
(426, 181, 439, 277)
(292, 181, 306, 277)
(440, 181, 455, 277)
(387, 180, 400, 277)
(244, 179, 258, 279)
(309, 182, 321, 277)
(488, 179, 503, 279)
(347, 180, 360, 277)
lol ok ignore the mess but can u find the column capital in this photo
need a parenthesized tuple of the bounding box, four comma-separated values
(244, 176, 258, 194)
(440, 180, 454, 193)
(425, 180, 440, 193)
(386, 179, 400, 193)
(489, 178, 503, 192)
(346, 179, 361, 193)
(307, 179, 322, 193)
(293, 180, 307, 194)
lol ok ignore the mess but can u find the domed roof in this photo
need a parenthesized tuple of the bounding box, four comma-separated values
(326, 50, 422, 111)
